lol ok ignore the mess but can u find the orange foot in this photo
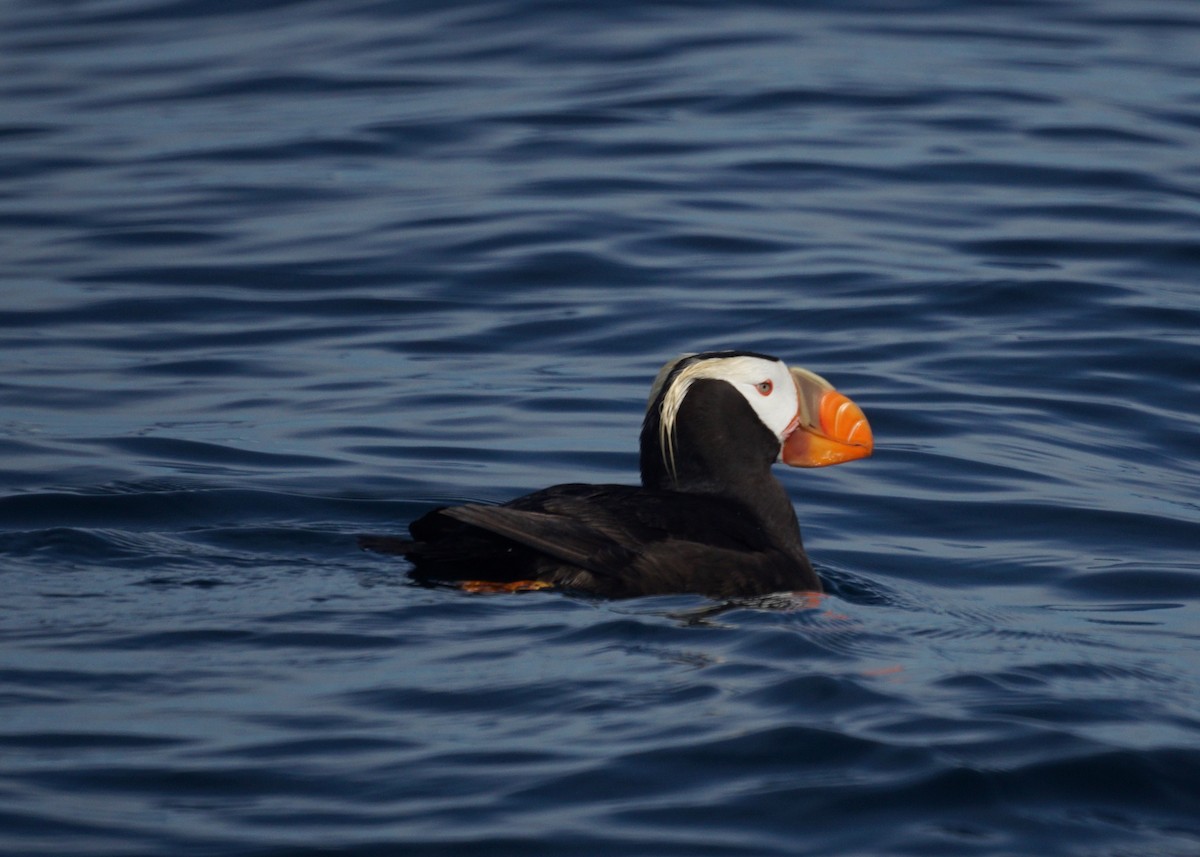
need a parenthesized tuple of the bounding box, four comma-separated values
(460, 579, 555, 594)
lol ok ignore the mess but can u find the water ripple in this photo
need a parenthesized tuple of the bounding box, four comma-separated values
(3, 0, 1200, 855)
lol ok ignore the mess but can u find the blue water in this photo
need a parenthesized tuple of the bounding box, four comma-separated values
(3, 0, 1200, 854)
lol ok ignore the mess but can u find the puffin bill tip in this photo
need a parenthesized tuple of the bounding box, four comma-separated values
(818, 390, 874, 454)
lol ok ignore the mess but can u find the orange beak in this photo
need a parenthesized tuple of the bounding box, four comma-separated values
(781, 367, 874, 467)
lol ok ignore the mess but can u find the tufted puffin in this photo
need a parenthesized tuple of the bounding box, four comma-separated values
(359, 351, 873, 599)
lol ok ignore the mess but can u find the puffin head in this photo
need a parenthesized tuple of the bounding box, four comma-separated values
(640, 351, 873, 490)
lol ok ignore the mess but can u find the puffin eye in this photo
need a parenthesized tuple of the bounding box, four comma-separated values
(756, 380, 773, 396)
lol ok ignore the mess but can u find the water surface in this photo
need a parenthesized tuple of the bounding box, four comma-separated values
(2, 1, 1199, 855)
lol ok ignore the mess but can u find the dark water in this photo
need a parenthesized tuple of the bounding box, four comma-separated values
(3, 0, 1200, 854)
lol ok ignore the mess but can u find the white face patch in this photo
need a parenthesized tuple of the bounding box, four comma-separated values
(653, 354, 800, 473)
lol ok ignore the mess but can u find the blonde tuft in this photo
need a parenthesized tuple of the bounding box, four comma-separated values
(650, 355, 779, 480)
